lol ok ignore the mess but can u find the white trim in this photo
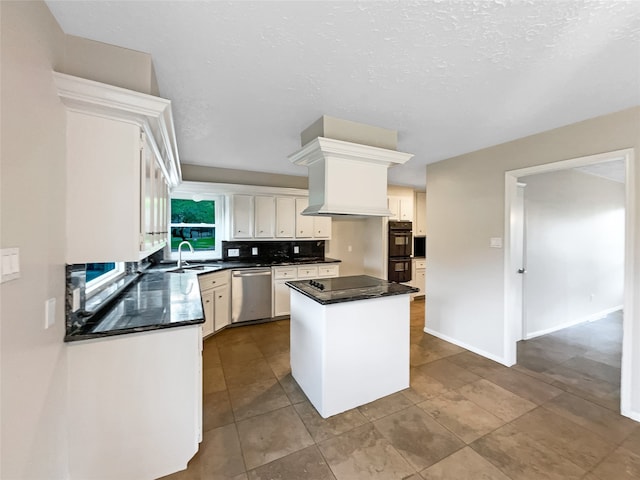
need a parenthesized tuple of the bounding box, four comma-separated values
(172, 181, 308, 198)
(53, 72, 181, 187)
(288, 137, 413, 167)
(523, 305, 623, 340)
(504, 148, 636, 420)
(424, 327, 511, 366)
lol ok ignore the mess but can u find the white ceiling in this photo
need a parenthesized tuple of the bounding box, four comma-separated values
(45, 1, 640, 188)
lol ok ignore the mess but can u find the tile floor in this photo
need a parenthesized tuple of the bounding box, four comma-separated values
(160, 301, 639, 480)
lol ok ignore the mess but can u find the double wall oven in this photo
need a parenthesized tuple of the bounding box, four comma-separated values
(388, 221, 412, 283)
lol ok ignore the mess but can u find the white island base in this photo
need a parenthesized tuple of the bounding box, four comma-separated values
(290, 289, 410, 418)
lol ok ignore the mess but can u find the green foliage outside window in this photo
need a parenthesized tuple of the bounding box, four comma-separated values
(170, 199, 216, 251)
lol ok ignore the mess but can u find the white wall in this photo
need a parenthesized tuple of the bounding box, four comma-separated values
(1, 2, 69, 478)
(522, 169, 625, 337)
(425, 107, 640, 417)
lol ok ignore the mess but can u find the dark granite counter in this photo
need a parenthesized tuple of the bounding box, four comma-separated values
(65, 257, 341, 342)
(286, 275, 418, 305)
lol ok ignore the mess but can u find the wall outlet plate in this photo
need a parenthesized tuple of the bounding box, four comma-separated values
(251, 247, 258, 255)
(228, 248, 240, 257)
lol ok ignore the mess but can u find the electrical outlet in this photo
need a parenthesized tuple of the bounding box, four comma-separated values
(293, 246, 300, 254)
(228, 248, 240, 257)
(252, 247, 258, 255)
(72, 288, 81, 312)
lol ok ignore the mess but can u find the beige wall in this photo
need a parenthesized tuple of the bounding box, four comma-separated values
(1, 1, 69, 478)
(522, 169, 625, 337)
(325, 218, 367, 276)
(63, 34, 159, 95)
(425, 107, 640, 416)
(181, 164, 308, 189)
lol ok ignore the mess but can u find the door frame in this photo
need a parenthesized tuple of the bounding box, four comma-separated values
(503, 148, 636, 419)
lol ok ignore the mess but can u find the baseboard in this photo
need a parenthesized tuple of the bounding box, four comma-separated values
(423, 327, 510, 366)
(621, 407, 640, 423)
(524, 305, 623, 340)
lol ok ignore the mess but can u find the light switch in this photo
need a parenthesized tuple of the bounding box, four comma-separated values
(0, 247, 20, 283)
(72, 288, 81, 312)
(45, 297, 56, 329)
(251, 247, 258, 255)
(293, 246, 300, 254)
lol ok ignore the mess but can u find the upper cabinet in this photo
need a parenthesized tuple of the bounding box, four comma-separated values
(231, 194, 253, 239)
(388, 195, 414, 222)
(254, 196, 276, 238)
(295, 198, 314, 238)
(55, 73, 181, 263)
(415, 192, 426, 236)
(275, 197, 296, 238)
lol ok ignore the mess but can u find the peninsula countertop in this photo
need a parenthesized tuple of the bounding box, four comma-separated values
(65, 257, 341, 342)
(286, 274, 418, 305)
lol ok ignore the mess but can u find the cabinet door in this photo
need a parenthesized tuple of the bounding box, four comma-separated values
(415, 269, 425, 294)
(66, 112, 142, 263)
(415, 192, 426, 236)
(141, 139, 155, 251)
(313, 216, 332, 239)
(275, 197, 295, 238)
(399, 198, 414, 222)
(273, 279, 291, 317)
(213, 284, 230, 331)
(254, 195, 275, 238)
(387, 196, 400, 220)
(295, 198, 313, 238)
(201, 290, 215, 337)
(232, 194, 253, 238)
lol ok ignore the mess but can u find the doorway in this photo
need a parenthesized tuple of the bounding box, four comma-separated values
(504, 148, 636, 419)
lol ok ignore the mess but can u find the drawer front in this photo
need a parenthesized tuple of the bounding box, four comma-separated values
(199, 271, 229, 290)
(273, 267, 297, 280)
(318, 265, 339, 278)
(414, 259, 426, 270)
(297, 266, 319, 279)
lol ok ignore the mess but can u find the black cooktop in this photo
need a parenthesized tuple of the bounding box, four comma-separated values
(307, 275, 384, 292)
(286, 274, 418, 305)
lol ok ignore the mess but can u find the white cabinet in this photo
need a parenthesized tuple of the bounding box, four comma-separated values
(296, 197, 332, 239)
(276, 197, 296, 238)
(231, 194, 253, 239)
(67, 326, 201, 480)
(295, 198, 314, 238)
(199, 270, 231, 335)
(411, 258, 426, 298)
(388, 196, 414, 222)
(55, 72, 180, 263)
(254, 195, 276, 238)
(272, 263, 340, 317)
(415, 192, 426, 236)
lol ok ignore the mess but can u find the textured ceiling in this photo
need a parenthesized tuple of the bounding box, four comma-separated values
(45, 1, 640, 187)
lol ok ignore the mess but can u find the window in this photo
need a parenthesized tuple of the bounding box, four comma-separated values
(86, 262, 125, 296)
(170, 197, 222, 258)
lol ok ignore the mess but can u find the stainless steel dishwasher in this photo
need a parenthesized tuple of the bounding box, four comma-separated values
(231, 268, 273, 323)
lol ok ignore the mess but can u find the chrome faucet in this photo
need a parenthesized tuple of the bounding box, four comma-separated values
(177, 241, 194, 269)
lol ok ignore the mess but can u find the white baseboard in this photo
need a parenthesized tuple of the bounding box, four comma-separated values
(621, 407, 640, 423)
(423, 327, 510, 367)
(524, 305, 623, 340)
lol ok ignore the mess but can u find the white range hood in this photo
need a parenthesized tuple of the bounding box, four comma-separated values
(289, 137, 413, 216)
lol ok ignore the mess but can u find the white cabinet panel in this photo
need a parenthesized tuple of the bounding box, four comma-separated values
(199, 270, 230, 335)
(272, 264, 340, 317)
(66, 112, 144, 262)
(295, 197, 314, 238)
(255, 195, 275, 238)
(276, 197, 296, 238)
(415, 192, 426, 236)
(232, 194, 253, 239)
(388, 196, 414, 223)
(313, 216, 332, 239)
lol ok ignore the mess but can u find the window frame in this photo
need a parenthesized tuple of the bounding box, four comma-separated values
(85, 262, 126, 297)
(168, 194, 225, 261)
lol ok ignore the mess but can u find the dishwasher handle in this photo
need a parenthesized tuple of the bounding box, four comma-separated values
(232, 269, 272, 278)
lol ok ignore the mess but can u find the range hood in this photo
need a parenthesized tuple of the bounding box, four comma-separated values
(288, 137, 413, 216)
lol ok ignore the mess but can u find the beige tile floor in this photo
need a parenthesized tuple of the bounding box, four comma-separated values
(160, 301, 639, 480)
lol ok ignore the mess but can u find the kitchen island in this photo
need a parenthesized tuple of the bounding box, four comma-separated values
(286, 275, 418, 418)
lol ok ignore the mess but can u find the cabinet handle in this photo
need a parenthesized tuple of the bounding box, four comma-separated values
(205, 300, 210, 304)
(218, 295, 222, 299)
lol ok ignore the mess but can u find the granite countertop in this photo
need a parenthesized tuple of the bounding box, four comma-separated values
(286, 274, 418, 305)
(65, 257, 342, 342)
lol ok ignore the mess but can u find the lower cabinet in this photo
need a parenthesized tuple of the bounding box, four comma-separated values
(67, 326, 202, 480)
(272, 264, 340, 317)
(199, 270, 231, 336)
(412, 258, 426, 298)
